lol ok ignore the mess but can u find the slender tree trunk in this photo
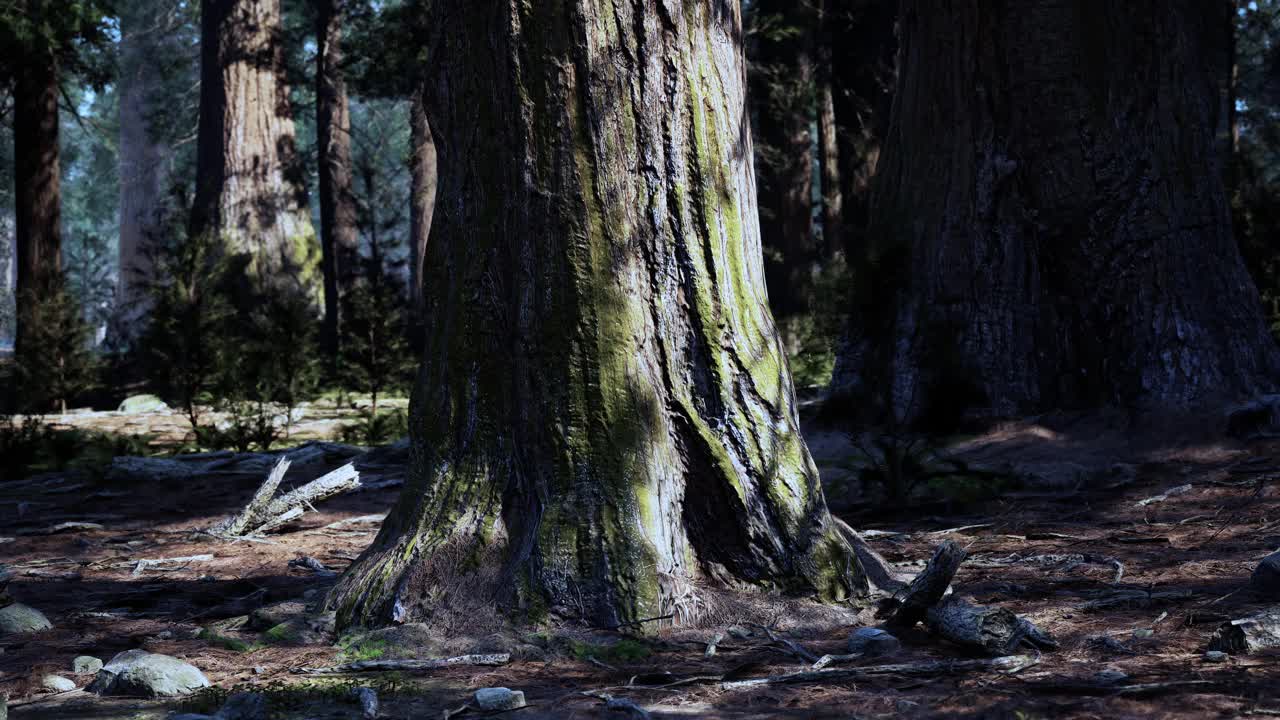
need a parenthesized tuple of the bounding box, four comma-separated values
(835, 0, 1280, 425)
(117, 1, 171, 327)
(192, 0, 317, 291)
(407, 86, 436, 322)
(824, 0, 896, 262)
(13, 50, 62, 362)
(748, 0, 816, 323)
(816, 77, 842, 259)
(315, 0, 360, 358)
(325, 0, 864, 631)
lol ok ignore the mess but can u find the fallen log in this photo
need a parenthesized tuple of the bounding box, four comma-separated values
(1208, 609, 1280, 654)
(292, 654, 511, 675)
(215, 461, 360, 537)
(720, 654, 1037, 691)
(881, 541, 966, 626)
(924, 597, 1056, 655)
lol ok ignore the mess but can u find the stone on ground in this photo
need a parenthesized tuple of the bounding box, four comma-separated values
(72, 655, 103, 674)
(41, 675, 76, 692)
(847, 627, 901, 657)
(118, 394, 169, 413)
(1251, 550, 1280, 598)
(87, 649, 210, 697)
(0, 603, 52, 635)
(474, 687, 526, 711)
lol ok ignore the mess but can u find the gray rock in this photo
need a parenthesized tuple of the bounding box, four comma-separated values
(474, 687, 526, 711)
(847, 627, 901, 657)
(248, 601, 308, 630)
(41, 675, 76, 693)
(1251, 550, 1280, 598)
(213, 691, 266, 720)
(73, 655, 104, 674)
(0, 603, 52, 635)
(87, 649, 210, 697)
(117, 394, 169, 413)
(1204, 650, 1229, 662)
(1093, 669, 1129, 684)
(353, 686, 378, 719)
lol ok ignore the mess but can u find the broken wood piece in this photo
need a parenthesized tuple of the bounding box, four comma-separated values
(17, 521, 104, 536)
(811, 653, 863, 669)
(704, 632, 724, 658)
(881, 540, 966, 627)
(925, 597, 1057, 655)
(222, 458, 290, 537)
(260, 463, 360, 521)
(833, 517, 910, 593)
(1135, 484, 1193, 507)
(720, 654, 1037, 691)
(1208, 608, 1280, 654)
(130, 554, 214, 577)
(216, 461, 361, 537)
(292, 653, 511, 675)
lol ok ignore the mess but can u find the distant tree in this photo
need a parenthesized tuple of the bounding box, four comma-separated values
(324, 0, 862, 630)
(834, 0, 1280, 426)
(747, 0, 817, 325)
(15, 276, 98, 413)
(191, 0, 317, 292)
(313, 0, 360, 363)
(0, 0, 113, 394)
(117, 0, 199, 333)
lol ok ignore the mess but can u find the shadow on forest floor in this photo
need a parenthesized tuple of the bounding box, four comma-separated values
(4, 411, 1280, 718)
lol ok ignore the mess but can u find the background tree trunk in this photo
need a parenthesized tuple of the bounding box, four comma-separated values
(748, 0, 816, 324)
(824, 0, 896, 262)
(407, 85, 435, 323)
(117, 1, 171, 327)
(191, 0, 317, 290)
(325, 0, 863, 630)
(13, 50, 62, 361)
(315, 0, 359, 357)
(834, 0, 1280, 425)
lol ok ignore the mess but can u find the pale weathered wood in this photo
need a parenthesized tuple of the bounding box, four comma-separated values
(720, 655, 1038, 691)
(221, 458, 290, 536)
(1209, 609, 1280, 654)
(292, 654, 511, 675)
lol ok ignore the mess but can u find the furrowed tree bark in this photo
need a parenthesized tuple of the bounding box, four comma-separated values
(315, 0, 359, 358)
(192, 0, 317, 291)
(748, 0, 816, 325)
(407, 85, 436, 323)
(833, 0, 1280, 423)
(13, 47, 62, 363)
(325, 0, 865, 630)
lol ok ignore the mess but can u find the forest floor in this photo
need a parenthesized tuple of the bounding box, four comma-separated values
(3, 410, 1280, 718)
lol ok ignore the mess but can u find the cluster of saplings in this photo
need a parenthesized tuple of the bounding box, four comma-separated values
(3, 223, 416, 454)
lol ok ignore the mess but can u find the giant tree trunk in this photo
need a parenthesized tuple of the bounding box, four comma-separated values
(325, 0, 864, 630)
(834, 0, 1279, 425)
(314, 0, 359, 357)
(191, 0, 317, 290)
(748, 0, 816, 324)
(406, 86, 436, 322)
(13, 50, 62, 362)
(117, 1, 171, 325)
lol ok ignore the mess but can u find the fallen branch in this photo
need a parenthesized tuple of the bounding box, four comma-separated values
(925, 597, 1056, 655)
(747, 623, 819, 663)
(215, 461, 360, 537)
(292, 654, 511, 675)
(881, 541, 966, 626)
(130, 554, 214, 577)
(720, 654, 1037, 691)
(1209, 609, 1280, 654)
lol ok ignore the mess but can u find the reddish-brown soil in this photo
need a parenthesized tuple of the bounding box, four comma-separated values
(4, 416, 1280, 718)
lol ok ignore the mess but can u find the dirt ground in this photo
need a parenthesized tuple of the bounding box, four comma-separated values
(4, 411, 1280, 719)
